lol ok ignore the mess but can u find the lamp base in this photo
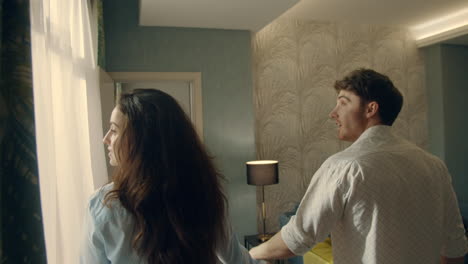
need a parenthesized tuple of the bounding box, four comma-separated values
(257, 233, 273, 242)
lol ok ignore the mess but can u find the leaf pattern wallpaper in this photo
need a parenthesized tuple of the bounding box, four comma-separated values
(252, 17, 428, 233)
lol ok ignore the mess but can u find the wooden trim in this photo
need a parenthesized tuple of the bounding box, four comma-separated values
(415, 24, 468, 47)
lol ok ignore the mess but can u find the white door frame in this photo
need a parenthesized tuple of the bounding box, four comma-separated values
(108, 72, 204, 140)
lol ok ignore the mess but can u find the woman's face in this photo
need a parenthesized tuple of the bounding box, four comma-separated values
(103, 107, 125, 166)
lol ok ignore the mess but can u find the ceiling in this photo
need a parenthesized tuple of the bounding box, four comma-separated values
(283, 0, 468, 28)
(139, 0, 468, 45)
(139, 0, 300, 32)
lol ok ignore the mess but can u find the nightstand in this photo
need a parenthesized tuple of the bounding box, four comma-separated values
(244, 234, 285, 264)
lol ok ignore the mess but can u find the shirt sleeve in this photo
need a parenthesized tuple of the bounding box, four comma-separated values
(281, 160, 361, 255)
(216, 225, 267, 264)
(440, 164, 468, 257)
(80, 200, 111, 264)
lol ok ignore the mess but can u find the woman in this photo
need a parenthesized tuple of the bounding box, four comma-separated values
(81, 89, 263, 264)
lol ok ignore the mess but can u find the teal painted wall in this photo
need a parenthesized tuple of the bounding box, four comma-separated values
(423, 45, 445, 160)
(441, 45, 468, 215)
(103, 0, 258, 239)
(424, 44, 468, 217)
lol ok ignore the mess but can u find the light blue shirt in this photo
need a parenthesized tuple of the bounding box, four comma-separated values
(80, 183, 265, 264)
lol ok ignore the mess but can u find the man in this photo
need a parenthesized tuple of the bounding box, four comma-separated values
(250, 69, 467, 264)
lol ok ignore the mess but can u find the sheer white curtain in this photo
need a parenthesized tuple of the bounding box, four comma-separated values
(29, 0, 108, 263)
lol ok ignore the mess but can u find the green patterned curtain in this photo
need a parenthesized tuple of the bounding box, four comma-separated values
(97, 0, 105, 68)
(0, 0, 47, 263)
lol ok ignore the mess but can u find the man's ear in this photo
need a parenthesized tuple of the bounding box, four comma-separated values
(365, 101, 379, 118)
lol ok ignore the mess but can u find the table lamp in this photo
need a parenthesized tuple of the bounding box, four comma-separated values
(246, 160, 279, 242)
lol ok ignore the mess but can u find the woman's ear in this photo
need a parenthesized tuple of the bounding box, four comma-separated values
(365, 101, 379, 119)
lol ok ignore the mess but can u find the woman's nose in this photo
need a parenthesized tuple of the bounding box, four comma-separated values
(103, 131, 110, 145)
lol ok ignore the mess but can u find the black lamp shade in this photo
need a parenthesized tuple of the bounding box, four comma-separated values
(246, 160, 279, 186)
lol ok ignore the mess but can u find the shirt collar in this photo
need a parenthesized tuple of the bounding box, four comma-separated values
(349, 125, 394, 149)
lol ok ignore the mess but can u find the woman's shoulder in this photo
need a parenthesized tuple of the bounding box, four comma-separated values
(87, 182, 127, 223)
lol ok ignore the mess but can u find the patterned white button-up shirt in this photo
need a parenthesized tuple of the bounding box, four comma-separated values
(282, 125, 467, 264)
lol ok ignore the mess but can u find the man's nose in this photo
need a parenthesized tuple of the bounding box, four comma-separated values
(329, 108, 337, 119)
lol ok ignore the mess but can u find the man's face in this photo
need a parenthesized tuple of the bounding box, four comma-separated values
(329, 90, 368, 142)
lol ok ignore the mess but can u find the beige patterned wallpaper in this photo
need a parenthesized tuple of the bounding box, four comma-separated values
(252, 17, 428, 233)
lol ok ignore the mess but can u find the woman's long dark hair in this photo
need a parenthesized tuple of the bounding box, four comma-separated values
(104, 89, 227, 264)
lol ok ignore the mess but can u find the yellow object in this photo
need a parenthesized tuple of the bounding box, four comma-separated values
(303, 238, 333, 264)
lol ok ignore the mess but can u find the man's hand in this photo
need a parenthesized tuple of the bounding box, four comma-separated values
(249, 231, 296, 260)
(249, 245, 267, 260)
